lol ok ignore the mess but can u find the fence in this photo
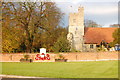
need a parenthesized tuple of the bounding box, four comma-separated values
(0, 51, 119, 62)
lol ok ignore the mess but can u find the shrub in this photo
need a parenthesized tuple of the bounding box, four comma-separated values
(20, 54, 33, 62)
(20, 58, 25, 62)
(52, 35, 70, 53)
(58, 54, 64, 59)
(20, 58, 33, 63)
(24, 54, 30, 60)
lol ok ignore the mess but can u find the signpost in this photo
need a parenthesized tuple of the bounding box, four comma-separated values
(35, 48, 50, 60)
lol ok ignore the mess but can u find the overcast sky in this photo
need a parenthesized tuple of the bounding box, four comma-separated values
(55, 0, 119, 27)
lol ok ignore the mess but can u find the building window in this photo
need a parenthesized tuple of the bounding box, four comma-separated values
(90, 44, 94, 48)
(96, 45, 100, 47)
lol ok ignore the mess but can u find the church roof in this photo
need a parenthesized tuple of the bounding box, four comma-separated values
(84, 27, 118, 44)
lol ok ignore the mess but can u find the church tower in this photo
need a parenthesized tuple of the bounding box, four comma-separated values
(67, 7, 84, 51)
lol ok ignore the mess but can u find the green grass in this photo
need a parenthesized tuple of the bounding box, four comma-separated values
(1, 61, 118, 78)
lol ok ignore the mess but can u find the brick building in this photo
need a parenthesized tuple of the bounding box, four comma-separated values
(67, 7, 118, 52)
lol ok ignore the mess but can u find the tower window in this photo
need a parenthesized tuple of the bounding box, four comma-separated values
(73, 19, 76, 23)
(76, 27, 78, 30)
(75, 31, 77, 34)
(90, 44, 94, 48)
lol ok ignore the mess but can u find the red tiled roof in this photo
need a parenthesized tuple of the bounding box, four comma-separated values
(84, 27, 118, 44)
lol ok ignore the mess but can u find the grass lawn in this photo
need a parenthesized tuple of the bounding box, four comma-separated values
(1, 61, 118, 78)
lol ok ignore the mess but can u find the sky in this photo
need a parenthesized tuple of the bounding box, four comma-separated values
(55, 0, 119, 27)
(3, 0, 119, 27)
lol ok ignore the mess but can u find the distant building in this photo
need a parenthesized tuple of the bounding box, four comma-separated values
(67, 7, 118, 52)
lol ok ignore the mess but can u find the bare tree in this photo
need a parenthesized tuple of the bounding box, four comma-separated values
(84, 19, 101, 27)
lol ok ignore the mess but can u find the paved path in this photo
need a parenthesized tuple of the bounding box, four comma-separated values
(0, 74, 44, 78)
